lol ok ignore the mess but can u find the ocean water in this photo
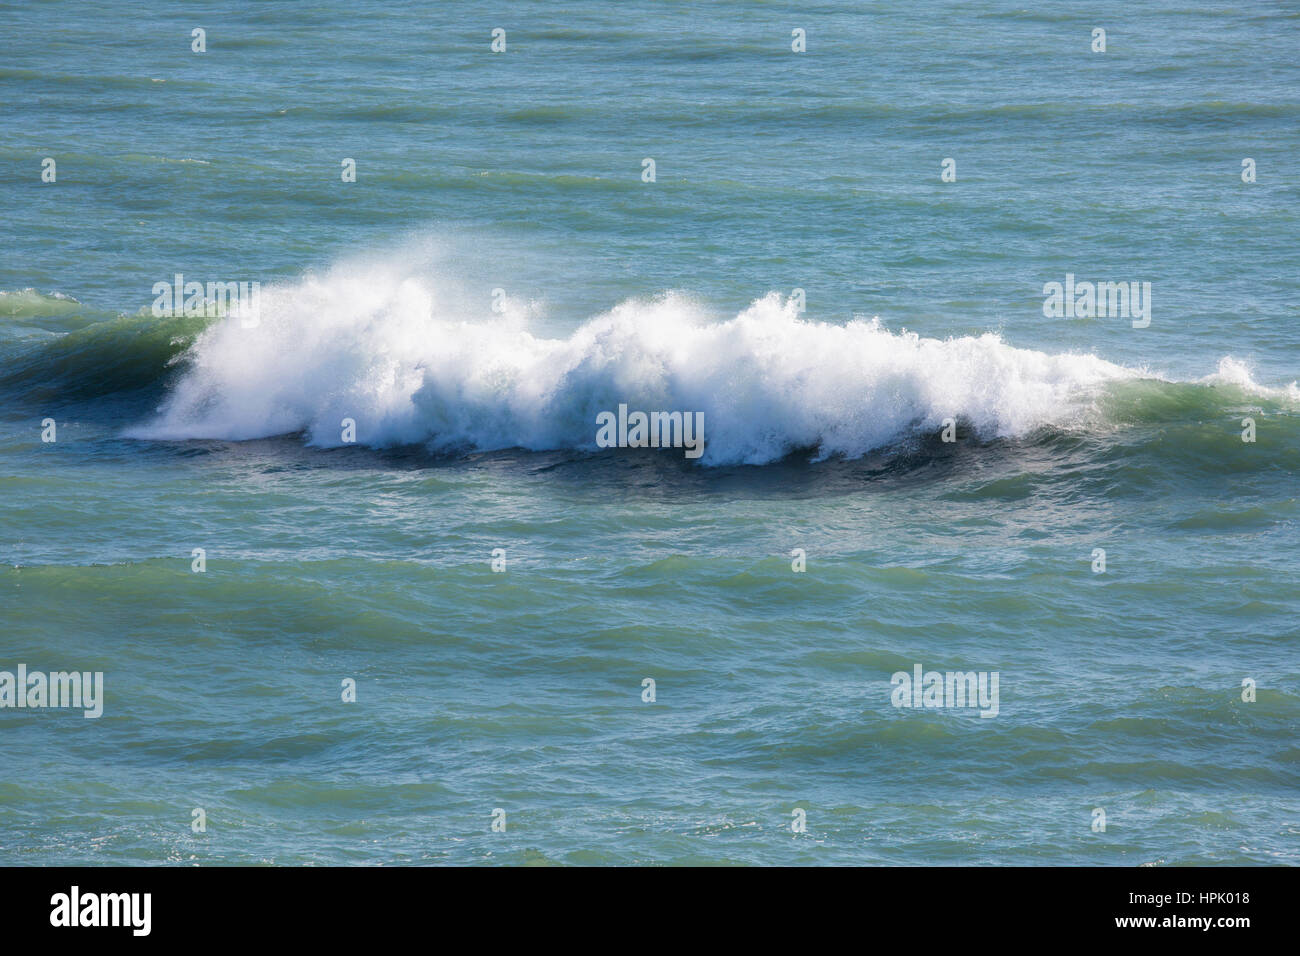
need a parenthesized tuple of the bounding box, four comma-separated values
(1, 0, 1298, 865)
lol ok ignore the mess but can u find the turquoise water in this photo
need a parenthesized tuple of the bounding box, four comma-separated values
(1, 1, 1298, 864)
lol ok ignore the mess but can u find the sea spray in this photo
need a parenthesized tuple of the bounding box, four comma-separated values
(125, 257, 1147, 464)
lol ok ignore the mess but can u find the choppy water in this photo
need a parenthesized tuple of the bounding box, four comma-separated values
(1, 1, 1297, 865)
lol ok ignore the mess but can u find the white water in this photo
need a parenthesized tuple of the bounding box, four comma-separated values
(128, 253, 1290, 465)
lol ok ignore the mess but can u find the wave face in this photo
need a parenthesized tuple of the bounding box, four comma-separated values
(120, 257, 1295, 465)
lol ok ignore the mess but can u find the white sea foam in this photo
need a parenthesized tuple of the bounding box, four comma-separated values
(125, 254, 1287, 464)
(1201, 356, 1300, 402)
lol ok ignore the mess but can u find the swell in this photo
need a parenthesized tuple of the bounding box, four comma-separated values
(0, 296, 204, 402)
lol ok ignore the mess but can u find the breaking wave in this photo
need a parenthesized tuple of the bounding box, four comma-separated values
(9, 253, 1296, 466)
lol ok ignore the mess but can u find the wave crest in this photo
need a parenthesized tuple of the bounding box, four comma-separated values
(122, 258, 1293, 465)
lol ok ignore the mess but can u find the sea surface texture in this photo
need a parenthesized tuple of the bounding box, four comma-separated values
(1, 1, 1297, 865)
